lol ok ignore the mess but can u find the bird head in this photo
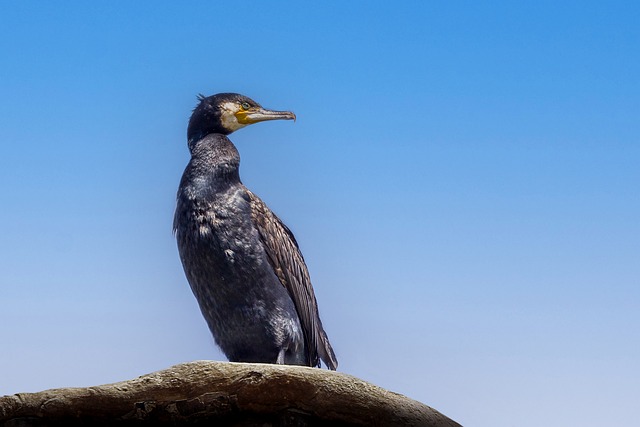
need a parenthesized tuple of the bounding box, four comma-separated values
(187, 93, 296, 146)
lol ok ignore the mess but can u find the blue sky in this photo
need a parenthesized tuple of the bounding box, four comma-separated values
(1, 2, 638, 426)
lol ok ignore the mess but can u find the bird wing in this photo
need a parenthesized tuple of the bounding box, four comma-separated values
(247, 190, 338, 370)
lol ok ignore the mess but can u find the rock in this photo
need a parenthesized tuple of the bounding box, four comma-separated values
(0, 361, 461, 426)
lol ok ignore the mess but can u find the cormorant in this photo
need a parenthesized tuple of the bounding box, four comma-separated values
(174, 93, 338, 370)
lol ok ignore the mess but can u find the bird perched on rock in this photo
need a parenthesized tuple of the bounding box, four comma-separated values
(174, 93, 337, 370)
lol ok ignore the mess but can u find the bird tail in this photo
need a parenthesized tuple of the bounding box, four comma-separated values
(318, 330, 338, 370)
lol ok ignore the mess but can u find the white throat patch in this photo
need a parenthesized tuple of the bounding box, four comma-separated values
(220, 101, 247, 132)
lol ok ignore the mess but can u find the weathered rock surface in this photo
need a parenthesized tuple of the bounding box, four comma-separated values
(0, 361, 461, 426)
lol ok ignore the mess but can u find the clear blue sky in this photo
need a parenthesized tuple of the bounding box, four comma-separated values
(1, 2, 638, 426)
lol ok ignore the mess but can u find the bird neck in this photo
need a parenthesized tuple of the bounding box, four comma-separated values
(188, 134, 242, 187)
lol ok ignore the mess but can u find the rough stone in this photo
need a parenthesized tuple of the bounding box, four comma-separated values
(0, 361, 461, 426)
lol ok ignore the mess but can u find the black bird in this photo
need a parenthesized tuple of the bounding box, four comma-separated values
(174, 93, 338, 370)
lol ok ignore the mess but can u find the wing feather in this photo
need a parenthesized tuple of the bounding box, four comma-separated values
(247, 190, 337, 370)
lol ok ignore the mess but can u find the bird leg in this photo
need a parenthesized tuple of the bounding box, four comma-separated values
(276, 347, 287, 364)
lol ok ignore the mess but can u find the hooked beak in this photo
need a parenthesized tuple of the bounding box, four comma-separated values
(235, 107, 296, 125)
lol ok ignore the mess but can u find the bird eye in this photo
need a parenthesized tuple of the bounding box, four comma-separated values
(241, 102, 251, 110)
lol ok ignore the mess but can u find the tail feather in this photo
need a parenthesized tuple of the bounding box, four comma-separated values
(318, 330, 338, 370)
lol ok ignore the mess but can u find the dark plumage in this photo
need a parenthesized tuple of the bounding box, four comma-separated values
(174, 93, 337, 370)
